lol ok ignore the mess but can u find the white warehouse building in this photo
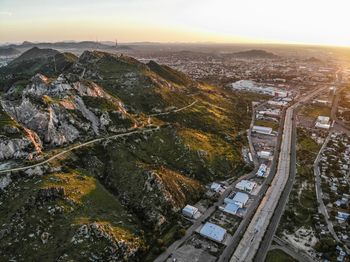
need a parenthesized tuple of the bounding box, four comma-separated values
(182, 205, 198, 218)
(252, 125, 273, 135)
(236, 180, 257, 193)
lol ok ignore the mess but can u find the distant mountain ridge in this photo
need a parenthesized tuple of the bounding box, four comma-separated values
(0, 47, 20, 56)
(231, 49, 278, 59)
(4, 41, 131, 51)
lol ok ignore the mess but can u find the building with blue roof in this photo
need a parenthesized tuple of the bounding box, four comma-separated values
(199, 222, 227, 243)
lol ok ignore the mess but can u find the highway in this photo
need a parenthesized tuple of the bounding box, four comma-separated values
(229, 85, 331, 262)
(218, 106, 286, 262)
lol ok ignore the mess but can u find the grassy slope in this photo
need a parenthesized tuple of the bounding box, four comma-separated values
(265, 249, 296, 262)
(0, 170, 145, 261)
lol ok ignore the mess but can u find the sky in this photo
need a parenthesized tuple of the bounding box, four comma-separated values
(1, 0, 350, 46)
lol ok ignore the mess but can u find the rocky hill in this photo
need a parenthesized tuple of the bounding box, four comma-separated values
(0, 48, 260, 261)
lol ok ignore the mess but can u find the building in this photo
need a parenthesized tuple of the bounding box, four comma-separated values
(199, 222, 227, 243)
(257, 109, 281, 117)
(268, 100, 288, 107)
(232, 192, 249, 207)
(315, 116, 331, 129)
(224, 192, 249, 208)
(210, 182, 224, 192)
(252, 125, 273, 135)
(257, 164, 268, 177)
(236, 180, 257, 193)
(336, 212, 349, 223)
(273, 90, 289, 97)
(182, 205, 198, 218)
(223, 203, 240, 215)
(257, 151, 272, 159)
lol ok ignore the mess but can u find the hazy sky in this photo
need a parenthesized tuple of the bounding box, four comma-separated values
(1, 0, 350, 46)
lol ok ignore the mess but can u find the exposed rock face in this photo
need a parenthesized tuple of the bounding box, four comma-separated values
(0, 137, 32, 160)
(74, 96, 100, 135)
(71, 222, 142, 261)
(0, 174, 11, 190)
(1, 73, 131, 148)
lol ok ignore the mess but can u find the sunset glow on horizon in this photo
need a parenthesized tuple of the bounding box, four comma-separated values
(1, 0, 350, 47)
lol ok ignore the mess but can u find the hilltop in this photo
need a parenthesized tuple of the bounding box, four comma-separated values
(0, 47, 78, 91)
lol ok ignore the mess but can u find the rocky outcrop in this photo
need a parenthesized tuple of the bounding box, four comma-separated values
(0, 137, 32, 160)
(71, 222, 142, 261)
(0, 174, 11, 190)
(74, 96, 100, 135)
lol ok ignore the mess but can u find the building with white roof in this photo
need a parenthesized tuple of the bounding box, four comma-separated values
(232, 192, 249, 207)
(315, 116, 331, 129)
(210, 182, 223, 192)
(252, 125, 273, 135)
(182, 205, 198, 218)
(235, 180, 257, 193)
(199, 222, 227, 243)
(257, 151, 272, 159)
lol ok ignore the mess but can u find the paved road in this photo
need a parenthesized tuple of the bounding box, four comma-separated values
(217, 106, 286, 262)
(253, 109, 297, 262)
(229, 85, 331, 262)
(231, 106, 294, 262)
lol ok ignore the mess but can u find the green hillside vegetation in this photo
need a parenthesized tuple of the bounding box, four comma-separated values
(0, 170, 145, 261)
(265, 249, 296, 262)
(147, 60, 194, 86)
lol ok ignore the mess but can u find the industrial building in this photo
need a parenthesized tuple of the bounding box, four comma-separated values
(199, 222, 227, 243)
(268, 100, 288, 107)
(224, 192, 249, 208)
(256, 164, 268, 177)
(232, 192, 249, 207)
(210, 182, 224, 192)
(315, 116, 331, 129)
(231, 80, 289, 98)
(252, 125, 273, 135)
(182, 205, 198, 218)
(223, 203, 240, 215)
(257, 150, 272, 159)
(257, 109, 281, 117)
(235, 180, 257, 193)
